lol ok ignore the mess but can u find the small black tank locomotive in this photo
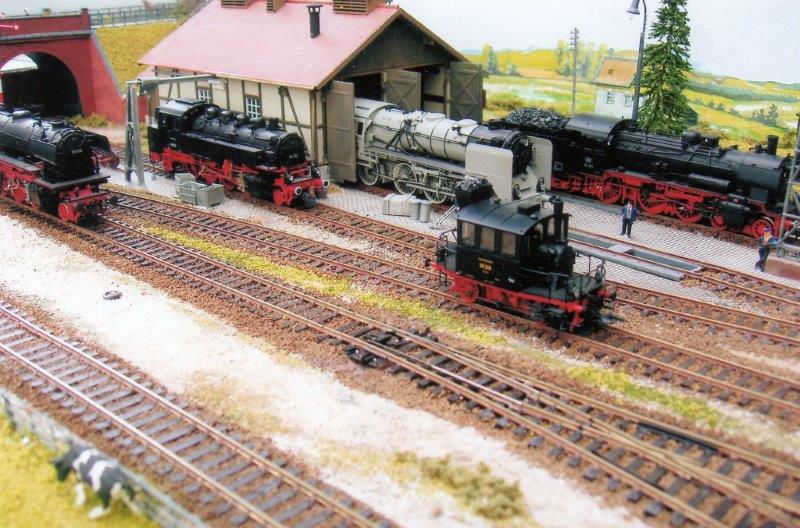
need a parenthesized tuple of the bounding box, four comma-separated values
(148, 98, 327, 207)
(429, 178, 616, 331)
(0, 106, 112, 222)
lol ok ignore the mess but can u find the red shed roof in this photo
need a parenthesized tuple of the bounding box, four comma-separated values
(140, 0, 464, 90)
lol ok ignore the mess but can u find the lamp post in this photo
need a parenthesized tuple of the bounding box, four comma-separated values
(626, 0, 647, 124)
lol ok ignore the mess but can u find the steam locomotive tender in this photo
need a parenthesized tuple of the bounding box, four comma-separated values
(490, 110, 795, 238)
(0, 106, 113, 223)
(355, 98, 539, 203)
(429, 178, 616, 332)
(148, 98, 327, 207)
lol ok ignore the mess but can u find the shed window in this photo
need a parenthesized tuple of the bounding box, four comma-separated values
(480, 227, 495, 252)
(460, 222, 476, 246)
(605, 91, 615, 104)
(500, 232, 517, 257)
(245, 96, 262, 119)
(197, 87, 212, 103)
(624, 94, 632, 107)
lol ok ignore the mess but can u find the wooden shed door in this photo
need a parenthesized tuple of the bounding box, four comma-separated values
(449, 61, 483, 121)
(325, 81, 357, 183)
(382, 69, 421, 111)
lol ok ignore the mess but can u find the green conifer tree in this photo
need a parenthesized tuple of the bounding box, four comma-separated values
(638, 0, 693, 134)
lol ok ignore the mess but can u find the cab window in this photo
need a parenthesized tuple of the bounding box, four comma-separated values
(460, 222, 476, 246)
(480, 227, 495, 252)
(500, 231, 517, 257)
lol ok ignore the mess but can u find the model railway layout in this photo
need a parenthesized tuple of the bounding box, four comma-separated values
(3, 201, 799, 528)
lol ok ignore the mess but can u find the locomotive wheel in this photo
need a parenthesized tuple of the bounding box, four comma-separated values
(357, 166, 380, 186)
(638, 188, 667, 215)
(598, 176, 623, 204)
(459, 283, 480, 304)
(710, 213, 727, 230)
(673, 202, 703, 223)
(423, 179, 449, 204)
(392, 163, 420, 196)
(750, 216, 774, 238)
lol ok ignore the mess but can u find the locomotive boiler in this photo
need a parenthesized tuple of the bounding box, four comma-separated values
(354, 98, 546, 203)
(429, 177, 616, 331)
(149, 98, 326, 207)
(490, 109, 795, 237)
(0, 106, 111, 222)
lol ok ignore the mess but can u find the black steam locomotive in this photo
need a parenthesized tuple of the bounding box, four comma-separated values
(0, 106, 112, 222)
(489, 109, 795, 238)
(148, 98, 327, 207)
(429, 178, 616, 331)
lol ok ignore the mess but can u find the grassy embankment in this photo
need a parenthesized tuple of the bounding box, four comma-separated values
(0, 415, 155, 528)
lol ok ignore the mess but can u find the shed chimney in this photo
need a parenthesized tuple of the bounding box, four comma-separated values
(307, 4, 322, 38)
(220, 0, 255, 8)
(333, 0, 386, 15)
(266, 0, 285, 13)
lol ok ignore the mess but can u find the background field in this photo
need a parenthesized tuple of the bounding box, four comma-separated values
(468, 47, 799, 153)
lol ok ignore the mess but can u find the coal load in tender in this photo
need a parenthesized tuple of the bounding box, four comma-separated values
(504, 108, 570, 132)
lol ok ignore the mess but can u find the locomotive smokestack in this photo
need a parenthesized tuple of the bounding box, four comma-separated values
(550, 196, 564, 239)
(307, 4, 322, 38)
(766, 135, 778, 156)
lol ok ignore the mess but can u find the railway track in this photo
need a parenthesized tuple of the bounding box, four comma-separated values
(10, 204, 799, 528)
(105, 193, 800, 423)
(0, 302, 387, 528)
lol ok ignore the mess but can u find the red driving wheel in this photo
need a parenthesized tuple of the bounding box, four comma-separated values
(749, 216, 774, 239)
(272, 189, 287, 207)
(598, 176, 623, 204)
(637, 187, 667, 215)
(459, 283, 480, 304)
(673, 202, 703, 223)
(710, 213, 727, 230)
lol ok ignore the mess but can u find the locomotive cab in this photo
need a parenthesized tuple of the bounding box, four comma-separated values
(432, 179, 615, 331)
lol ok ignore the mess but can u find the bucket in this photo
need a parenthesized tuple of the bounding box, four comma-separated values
(418, 200, 431, 223)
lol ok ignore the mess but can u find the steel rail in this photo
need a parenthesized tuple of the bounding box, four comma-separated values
(76, 217, 796, 526)
(83, 223, 737, 527)
(0, 304, 379, 528)
(0, 339, 286, 528)
(104, 195, 800, 418)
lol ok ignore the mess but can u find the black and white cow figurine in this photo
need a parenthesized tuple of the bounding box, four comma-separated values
(53, 445, 140, 519)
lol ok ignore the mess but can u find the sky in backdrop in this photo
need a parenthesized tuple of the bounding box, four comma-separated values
(398, 0, 800, 84)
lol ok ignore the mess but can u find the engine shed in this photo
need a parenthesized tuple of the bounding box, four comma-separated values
(139, 0, 483, 183)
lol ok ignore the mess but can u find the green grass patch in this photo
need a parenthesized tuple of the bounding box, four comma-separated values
(143, 226, 506, 347)
(393, 452, 529, 523)
(96, 22, 179, 90)
(186, 372, 285, 435)
(566, 364, 723, 427)
(0, 415, 155, 528)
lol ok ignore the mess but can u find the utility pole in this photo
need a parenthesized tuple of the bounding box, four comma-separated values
(570, 27, 580, 116)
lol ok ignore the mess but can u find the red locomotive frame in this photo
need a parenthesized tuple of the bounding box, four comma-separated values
(429, 260, 615, 332)
(552, 168, 786, 238)
(152, 148, 327, 207)
(0, 153, 110, 223)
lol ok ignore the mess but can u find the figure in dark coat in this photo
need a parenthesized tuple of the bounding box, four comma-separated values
(620, 201, 638, 238)
(755, 227, 778, 272)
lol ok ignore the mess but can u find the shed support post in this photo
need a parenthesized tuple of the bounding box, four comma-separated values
(280, 86, 307, 145)
(124, 82, 145, 185)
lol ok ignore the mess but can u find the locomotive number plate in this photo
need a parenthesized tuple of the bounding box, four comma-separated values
(478, 257, 493, 274)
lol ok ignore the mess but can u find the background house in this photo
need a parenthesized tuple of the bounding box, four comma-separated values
(593, 56, 639, 119)
(140, 0, 484, 183)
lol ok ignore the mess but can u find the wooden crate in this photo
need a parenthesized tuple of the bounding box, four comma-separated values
(332, 0, 384, 15)
(220, 0, 255, 8)
(266, 0, 285, 13)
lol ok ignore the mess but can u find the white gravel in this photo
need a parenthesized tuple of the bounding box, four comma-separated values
(0, 213, 647, 528)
